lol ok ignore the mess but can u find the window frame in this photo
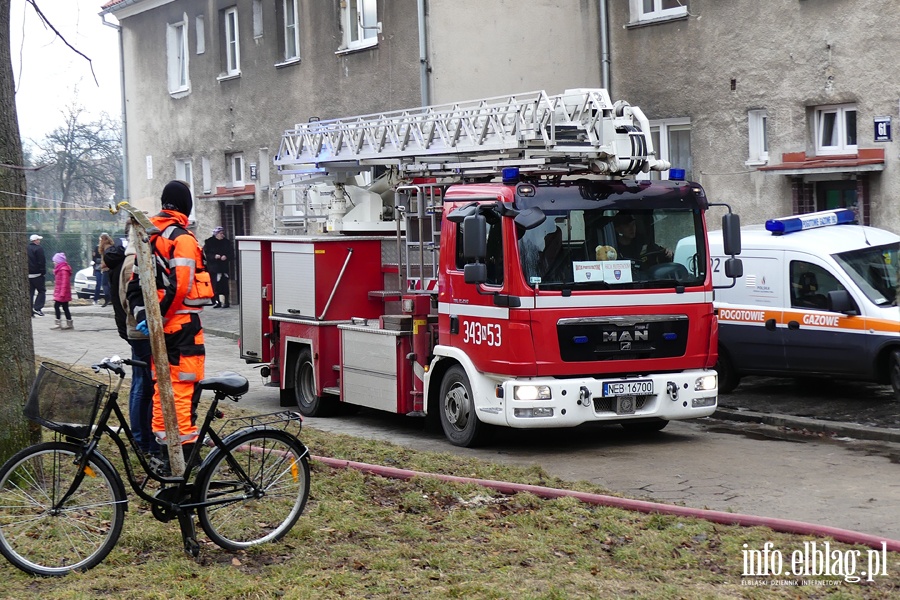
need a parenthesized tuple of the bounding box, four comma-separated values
(166, 19, 189, 95)
(340, 0, 379, 52)
(175, 158, 196, 222)
(630, 0, 688, 24)
(283, 0, 300, 61)
(815, 104, 857, 156)
(224, 7, 241, 77)
(196, 15, 205, 55)
(230, 153, 245, 187)
(638, 118, 691, 181)
(747, 109, 769, 165)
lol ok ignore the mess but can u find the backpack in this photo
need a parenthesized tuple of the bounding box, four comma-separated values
(151, 225, 215, 307)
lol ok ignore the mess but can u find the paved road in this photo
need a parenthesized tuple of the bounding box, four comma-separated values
(30, 304, 900, 542)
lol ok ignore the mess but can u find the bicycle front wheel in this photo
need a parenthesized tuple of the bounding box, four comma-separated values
(196, 429, 310, 551)
(0, 442, 126, 576)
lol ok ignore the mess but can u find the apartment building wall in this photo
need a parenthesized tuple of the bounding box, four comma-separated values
(105, 0, 614, 237)
(426, 0, 603, 103)
(107, 0, 420, 235)
(608, 0, 900, 232)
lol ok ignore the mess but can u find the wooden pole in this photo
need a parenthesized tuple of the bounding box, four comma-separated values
(119, 202, 186, 476)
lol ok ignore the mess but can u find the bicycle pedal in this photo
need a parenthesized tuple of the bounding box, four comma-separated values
(149, 456, 171, 477)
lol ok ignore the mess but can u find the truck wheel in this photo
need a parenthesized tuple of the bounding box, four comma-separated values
(715, 350, 740, 394)
(293, 349, 334, 417)
(439, 365, 488, 447)
(890, 351, 900, 401)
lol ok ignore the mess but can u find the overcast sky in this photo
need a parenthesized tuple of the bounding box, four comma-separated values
(10, 0, 121, 148)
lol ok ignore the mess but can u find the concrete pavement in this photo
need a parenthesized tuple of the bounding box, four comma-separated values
(30, 302, 900, 541)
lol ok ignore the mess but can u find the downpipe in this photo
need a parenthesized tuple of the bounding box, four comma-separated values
(313, 455, 900, 553)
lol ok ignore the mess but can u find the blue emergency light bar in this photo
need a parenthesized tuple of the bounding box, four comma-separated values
(765, 209, 856, 235)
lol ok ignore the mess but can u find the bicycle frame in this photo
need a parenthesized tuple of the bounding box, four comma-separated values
(53, 362, 272, 528)
(0, 356, 310, 573)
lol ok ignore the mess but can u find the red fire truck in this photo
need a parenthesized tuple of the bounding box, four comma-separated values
(238, 89, 742, 446)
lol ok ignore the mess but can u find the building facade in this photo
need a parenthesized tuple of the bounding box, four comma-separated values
(607, 0, 900, 231)
(100, 0, 609, 239)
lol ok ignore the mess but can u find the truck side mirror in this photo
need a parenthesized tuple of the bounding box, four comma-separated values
(724, 257, 743, 279)
(827, 289, 858, 315)
(722, 213, 741, 256)
(463, 214, 487, 260)
(464, 263, 488, 284)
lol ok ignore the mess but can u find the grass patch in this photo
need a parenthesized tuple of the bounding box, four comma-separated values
(3, 365, 899, 598)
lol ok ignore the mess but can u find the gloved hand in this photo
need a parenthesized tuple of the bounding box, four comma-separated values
(136, 320, 149, 336)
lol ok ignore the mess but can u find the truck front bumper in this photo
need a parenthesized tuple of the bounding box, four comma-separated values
(484, 369, 718, 428)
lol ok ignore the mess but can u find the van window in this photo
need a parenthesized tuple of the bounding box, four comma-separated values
(833, 242, 899, 307)
(789, 261, 845, 310)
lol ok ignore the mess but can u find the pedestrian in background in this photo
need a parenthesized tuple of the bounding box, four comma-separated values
(104, 239, 154, 456)
(49, 252, 73, 330)
(27, 234, 46, 317)
(203, 226, 233, 308)
(91, 244, 103, 305)
(97, 233, 115, 307)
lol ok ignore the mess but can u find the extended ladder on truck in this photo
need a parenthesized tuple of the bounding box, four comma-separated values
(274, 88, 671, 183)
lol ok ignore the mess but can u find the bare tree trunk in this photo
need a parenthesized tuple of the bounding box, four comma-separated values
(0, 0, 39, 461)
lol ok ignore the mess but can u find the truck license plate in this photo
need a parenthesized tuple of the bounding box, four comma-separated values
(603, 380, 653, 397)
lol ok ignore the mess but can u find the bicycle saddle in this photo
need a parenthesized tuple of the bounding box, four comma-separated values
(197, 372, 250, 395)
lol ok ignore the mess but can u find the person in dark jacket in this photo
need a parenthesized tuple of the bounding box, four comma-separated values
(104, 241, 155, 455)
(27, 234, 46, 317)
(203, 226, 233, 308)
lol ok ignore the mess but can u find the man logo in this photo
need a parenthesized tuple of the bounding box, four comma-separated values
(602, 330, 649, 343)
(620, 341, 632, 350)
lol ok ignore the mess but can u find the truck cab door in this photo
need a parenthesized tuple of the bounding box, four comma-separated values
(782, 258, 862, 375)
(441, 211, 535, 376)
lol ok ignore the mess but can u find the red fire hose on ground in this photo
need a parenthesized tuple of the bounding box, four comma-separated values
(313, 455, 900, 553)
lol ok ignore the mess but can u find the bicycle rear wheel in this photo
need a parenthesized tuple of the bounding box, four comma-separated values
(196, 429, 309, 551)
(0, 442, 126, 576)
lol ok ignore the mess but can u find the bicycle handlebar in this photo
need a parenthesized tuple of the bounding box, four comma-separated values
(91, 356, 150, 377)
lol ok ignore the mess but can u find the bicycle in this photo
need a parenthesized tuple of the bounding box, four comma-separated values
(0, 356, 311, 576)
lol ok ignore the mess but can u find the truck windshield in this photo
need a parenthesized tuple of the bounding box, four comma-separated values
(833, 243, 900, 306)
(518, 208, 706, 290)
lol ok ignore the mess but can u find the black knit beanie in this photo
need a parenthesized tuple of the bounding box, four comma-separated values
(161, 180, 193, 216)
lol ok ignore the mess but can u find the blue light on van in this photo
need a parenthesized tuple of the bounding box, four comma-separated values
(765, 209, 856, 235)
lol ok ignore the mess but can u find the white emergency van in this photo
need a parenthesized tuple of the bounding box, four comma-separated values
(708, 209, 900, 397)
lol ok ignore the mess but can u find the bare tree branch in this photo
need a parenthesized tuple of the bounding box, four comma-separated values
(24, 0, 98, 86)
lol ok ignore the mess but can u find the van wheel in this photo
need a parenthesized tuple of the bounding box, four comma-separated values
(716, 350, 740, 394)
(890, 351, 900, 401)
(439, 366, 488, 447)
(293, 349, 335, 417)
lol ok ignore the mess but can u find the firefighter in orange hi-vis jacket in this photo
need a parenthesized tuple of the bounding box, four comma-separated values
(127, 180, 210, 466)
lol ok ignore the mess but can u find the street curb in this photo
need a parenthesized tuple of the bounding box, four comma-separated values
(713, 407, 900, 444)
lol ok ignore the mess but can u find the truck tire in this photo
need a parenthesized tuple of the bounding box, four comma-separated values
(890, 350, 900, 402)
(439, 365, 488, 447)
(293, 349, 335, 417)
(715, 349, 740, 394)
